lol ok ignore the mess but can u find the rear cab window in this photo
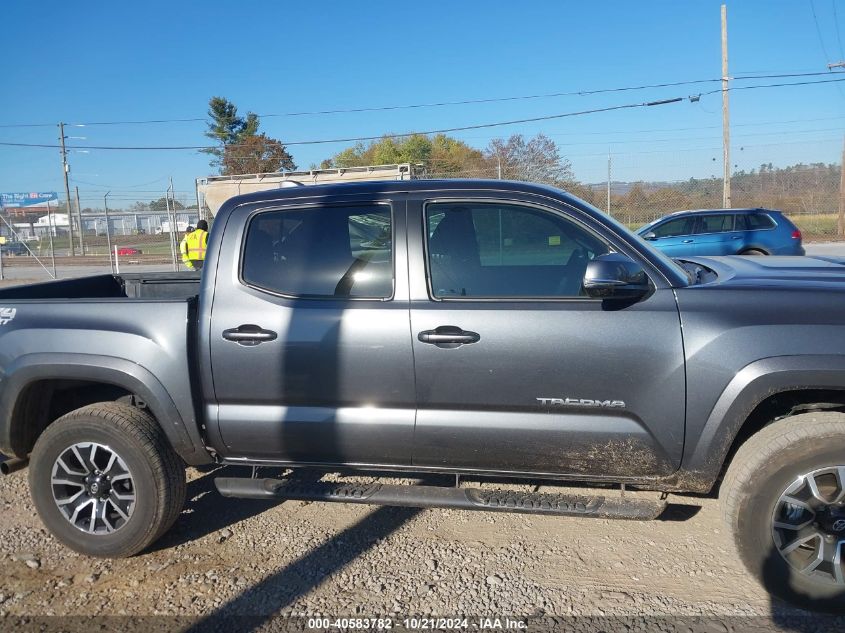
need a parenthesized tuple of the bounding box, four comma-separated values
(241, 204, 393, 299)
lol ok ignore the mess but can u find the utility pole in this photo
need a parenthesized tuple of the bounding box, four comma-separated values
(58, 123, 76, 256)
(75, 186, 86, 255)
(166, 178, 178, 271)
(606, 151, 612, 215)
(45, 199, 57, 278)
(104, 192, 115, 274)
(838, 136, 845, 238)
(721, 4, 731, 208)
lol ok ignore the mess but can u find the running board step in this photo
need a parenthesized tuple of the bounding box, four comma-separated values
(214, 478, 666, 520)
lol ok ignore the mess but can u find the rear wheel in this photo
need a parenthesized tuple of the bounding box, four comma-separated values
(29, 403, 186, 558)
(740, 248, 768, 256)
(722, 412, 845, 613)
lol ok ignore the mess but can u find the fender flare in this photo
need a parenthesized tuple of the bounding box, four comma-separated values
(682, 355, 845, 484)
(0, 352, 212, 465)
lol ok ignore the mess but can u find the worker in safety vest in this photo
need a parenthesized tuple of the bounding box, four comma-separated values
(180, 220, 209, 270)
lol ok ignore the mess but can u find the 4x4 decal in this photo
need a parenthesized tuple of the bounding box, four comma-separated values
(0, 307, 17, 325)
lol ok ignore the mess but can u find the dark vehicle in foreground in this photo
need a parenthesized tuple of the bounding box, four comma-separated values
(0, 180, 843, 612)
(638, 207, 805, 257)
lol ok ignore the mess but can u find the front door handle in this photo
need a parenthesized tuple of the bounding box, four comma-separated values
(418, 325, 480, 348)
(222, 324, 278, 346)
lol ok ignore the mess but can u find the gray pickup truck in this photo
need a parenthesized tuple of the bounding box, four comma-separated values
(1, 180, 844, 612)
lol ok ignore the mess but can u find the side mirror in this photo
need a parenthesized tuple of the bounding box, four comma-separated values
(583, 253, 650, 300)
(643, 232, 657, 240)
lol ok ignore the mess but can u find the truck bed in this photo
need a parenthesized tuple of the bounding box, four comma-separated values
(0, 272, 202, 300)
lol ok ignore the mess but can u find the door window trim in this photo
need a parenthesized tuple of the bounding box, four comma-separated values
(237, 201, 396, 302)
(421, 198, 649, 303)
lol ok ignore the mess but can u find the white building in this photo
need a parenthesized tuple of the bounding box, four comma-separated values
(13, 212, 69, 237)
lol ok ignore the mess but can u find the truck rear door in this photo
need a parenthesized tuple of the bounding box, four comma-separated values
(206, 196, 416, 465)
(406, 192, 686, 478)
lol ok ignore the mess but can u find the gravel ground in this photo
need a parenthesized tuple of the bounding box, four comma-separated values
(1, 462, 840, 632)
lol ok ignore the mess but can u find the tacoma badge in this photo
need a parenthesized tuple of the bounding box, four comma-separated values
(536, 397, 626, 408)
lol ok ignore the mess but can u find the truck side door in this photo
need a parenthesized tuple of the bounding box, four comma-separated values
(407, 194, 686, 478)
(206, 197, 416, 465)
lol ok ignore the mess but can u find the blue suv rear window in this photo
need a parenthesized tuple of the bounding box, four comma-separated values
(736, 214, 776, 230)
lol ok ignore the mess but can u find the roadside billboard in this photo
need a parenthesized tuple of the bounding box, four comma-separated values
(0, 192, 59, 208)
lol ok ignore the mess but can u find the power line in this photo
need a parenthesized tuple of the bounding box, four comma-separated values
(453, 115, 845, 142)
(699, 76, 845, 96)
(1, 71, 843, 130)
(0, 98, 687, 150)
(833, 0, 845, 60)
(2, 78, 845, 152)
(810, 0, 833, 61)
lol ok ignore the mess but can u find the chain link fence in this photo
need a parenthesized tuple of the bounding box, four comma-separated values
(0, 190, 200, 284)
(424, 159, 843, 240)
(1, 160, 842, 285)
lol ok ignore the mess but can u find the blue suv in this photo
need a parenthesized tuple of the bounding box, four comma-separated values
(638, 208, 805, 257)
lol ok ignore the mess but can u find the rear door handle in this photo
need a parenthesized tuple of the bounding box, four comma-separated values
(222, 324, 278, 346)
(418, 325, 480, 348)
(681, 239, 694, 243)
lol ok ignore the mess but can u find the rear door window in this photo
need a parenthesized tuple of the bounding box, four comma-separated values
(695, 214, 733, 234)
(241, 205, 393, 299)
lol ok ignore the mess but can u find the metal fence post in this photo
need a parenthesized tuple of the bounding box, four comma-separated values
(45, 199, 57, 278)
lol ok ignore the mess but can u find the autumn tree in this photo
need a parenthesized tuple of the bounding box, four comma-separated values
(485, 133, 574, 186)
(203, 96, 295, 175)
(222, 134, 296, 175)
(322, 134, 486, 175)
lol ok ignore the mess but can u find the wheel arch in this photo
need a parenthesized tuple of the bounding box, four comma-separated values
(0, 353, 212, 465)
(679, 355, 845, 492)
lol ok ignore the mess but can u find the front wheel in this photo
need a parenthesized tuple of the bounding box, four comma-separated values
(721, 412, 845, 613)
(29, 403, 186, 558)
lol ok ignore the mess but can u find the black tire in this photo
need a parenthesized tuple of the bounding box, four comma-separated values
(29, 403, 186, 558)
(740, 248, 768, 256)
(722, 412, 845, 613)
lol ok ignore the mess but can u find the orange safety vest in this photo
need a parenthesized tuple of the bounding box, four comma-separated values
(183, 229, 208, 261)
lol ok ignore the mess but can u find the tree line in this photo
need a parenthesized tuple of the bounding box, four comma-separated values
(202, 97, 840, 221)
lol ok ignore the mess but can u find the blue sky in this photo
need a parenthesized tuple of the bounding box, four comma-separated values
(1, 0, 844, 209)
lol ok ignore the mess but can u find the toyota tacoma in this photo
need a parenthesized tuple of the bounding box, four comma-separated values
(0, 180, 843, 612)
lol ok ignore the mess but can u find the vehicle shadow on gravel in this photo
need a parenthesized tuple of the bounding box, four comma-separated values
(183, 504, 421, 633)
(147, 465, 295, 553)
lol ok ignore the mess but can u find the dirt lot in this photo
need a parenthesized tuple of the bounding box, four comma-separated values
(1, 463, 840, 632)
